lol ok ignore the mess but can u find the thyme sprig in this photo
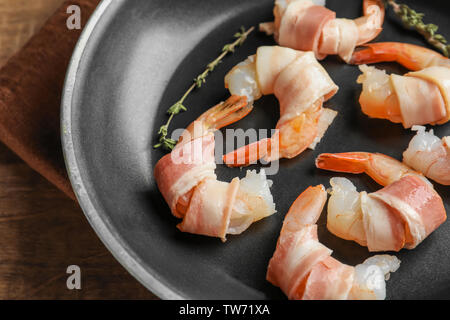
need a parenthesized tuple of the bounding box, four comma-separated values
(386, 0, 450, 57)
(154, 26, 255, 150)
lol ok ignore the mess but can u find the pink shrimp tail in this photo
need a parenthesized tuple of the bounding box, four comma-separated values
(350, 43, 399, 65)
(222, 138, 270, 167)
(350, 42, 448, 71)
(223, 132, 280, 167)
(315, 152, 370, 174)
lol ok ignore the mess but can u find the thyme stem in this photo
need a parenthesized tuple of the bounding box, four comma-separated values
(154, 26, 255, 151)
(386, 0, 449, 57)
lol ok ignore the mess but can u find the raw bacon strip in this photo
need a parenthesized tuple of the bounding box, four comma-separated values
(371, 175, 447, 249)
(266, 186, 332, 299)
(326, 177, 443, 251)
(155, 132, 276, 239)
(267, 185, 400, 300)
(253, 47, 338, 114)
(356, 65, 450, 127)
(273, 226, 332, 299)
(301, 256, 354, 300)
(278, 1, 315, 51)
(317, 152, 447, 251)
(273, 52, 338, 125)
(320, 19, 359, 62)
(407, 66, 450, 124)
(279, 4, 336, 59)
(154, 134, 216, 218)
(223, 45, 338, 165)
(335, 19, 359, 63)
(154, 93, 278, 240)
(177, 178, 240, 241)
(264, 0, 385, 62)
(319, 19, 340, 56)
(391, 74, 446, 128)
(361, 192, 406, 252)
(255, 46, 304, 95)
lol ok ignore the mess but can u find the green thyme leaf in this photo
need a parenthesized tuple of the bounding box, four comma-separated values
(153, 26, 255, 150)
(386, 0, 450, 57)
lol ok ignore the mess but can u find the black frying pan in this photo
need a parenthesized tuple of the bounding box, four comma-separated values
(62, 0, 450, 299)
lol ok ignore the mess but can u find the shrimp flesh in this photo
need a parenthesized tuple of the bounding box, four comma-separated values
(353, 42, 450, 127)
(154, 96, 276, 241)
(222, 46, 338, 167)
(316, 152, 447, 251)
(260, 0, 385, 62)
(403, 125, 450, 185)
(267, 185, 400, 300)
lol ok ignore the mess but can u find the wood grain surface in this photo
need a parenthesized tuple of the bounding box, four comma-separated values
(0, 0, 65, 67)
(0, 0, 157, 299)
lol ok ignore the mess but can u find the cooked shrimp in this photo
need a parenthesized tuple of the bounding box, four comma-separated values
(356, 64, 450, 128)
(316, 151, 421, 186)
(316, 152, 447, 251)
(178, 95, 251, 145)
(260, 0, 385, 62)
(154, 96, 276, 241)
(403, 125, 450, 185)
(266, 185, 400, 300)
(353, 42, 450, 127)
(222, 46, 338, 167)
(351, 42, 450, 71)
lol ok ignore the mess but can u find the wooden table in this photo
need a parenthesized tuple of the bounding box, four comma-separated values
(0, 0, 63, 66)
(0, 0, 157, 300)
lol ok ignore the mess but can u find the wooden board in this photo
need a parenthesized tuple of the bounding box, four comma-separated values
(0, 0, 157, 299)
(0, 142, 157, 299)
(0, 0, 66, 67)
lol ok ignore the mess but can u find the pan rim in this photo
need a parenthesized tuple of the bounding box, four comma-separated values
(60, 0, 182, 300)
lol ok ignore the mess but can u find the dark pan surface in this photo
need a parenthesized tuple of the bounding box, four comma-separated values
(62, 0, 450, 299)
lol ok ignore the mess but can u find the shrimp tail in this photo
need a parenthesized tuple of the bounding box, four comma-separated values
(317, 152, 420, 186)
(350, 43, 400, 66)
(179, 95, 251, 144)
(223, 137, 273, 167)
(351, 42, 450, 70)
(315, 152, 370, 174)
(200, 95, 252, 131)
